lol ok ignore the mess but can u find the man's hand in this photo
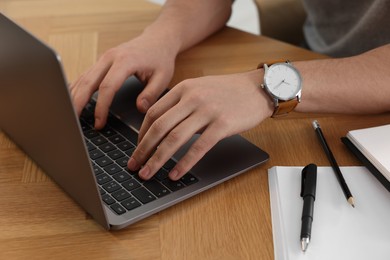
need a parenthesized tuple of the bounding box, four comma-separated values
(127, 70, 273, 181)
(69, 33, 177, 129)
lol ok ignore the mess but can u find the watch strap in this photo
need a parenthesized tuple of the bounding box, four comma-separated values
(272, 99, 299, 117)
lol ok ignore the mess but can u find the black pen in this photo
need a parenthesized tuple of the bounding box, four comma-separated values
(312, 120, 355, 207)
(300, 163, 317, 252)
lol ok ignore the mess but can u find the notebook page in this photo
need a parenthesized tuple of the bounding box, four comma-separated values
(268, 166, 390, 260)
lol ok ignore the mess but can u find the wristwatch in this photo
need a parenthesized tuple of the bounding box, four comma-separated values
(258, 60, 302, 117)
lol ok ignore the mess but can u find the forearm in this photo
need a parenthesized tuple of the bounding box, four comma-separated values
(295, 44, 390, 114)
(142, 0, 232, 56)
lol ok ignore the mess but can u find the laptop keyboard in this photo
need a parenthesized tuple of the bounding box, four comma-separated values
(80, 101, 198, 215)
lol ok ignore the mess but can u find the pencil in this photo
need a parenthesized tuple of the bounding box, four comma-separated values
(312, 120, 355, 207)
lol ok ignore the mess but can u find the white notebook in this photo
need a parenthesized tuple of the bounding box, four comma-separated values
(346, 124, 390, 181)
(268, 166, 390, 260)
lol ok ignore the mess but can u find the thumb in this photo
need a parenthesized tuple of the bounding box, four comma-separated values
(136, 72, 171, 113)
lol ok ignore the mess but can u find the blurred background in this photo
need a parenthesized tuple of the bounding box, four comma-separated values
(148, 0, 260, 35)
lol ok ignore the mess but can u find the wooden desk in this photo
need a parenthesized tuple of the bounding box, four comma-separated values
(1, 1, 389, 259)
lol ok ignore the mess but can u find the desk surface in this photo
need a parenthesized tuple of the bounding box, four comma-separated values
(1, 1, 389, 259)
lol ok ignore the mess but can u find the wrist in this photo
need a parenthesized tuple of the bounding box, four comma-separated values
(142, 24, 182, 58)
(245, 69, 274, 119)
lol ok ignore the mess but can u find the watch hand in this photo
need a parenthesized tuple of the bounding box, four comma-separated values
(274, 79, 285, 89)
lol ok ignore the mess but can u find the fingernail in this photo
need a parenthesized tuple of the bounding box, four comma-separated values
(141, 99, 150, 111)
(169, 169, 179, 180)
(139, 165, 151, 179)
(127, 157, 138, 170)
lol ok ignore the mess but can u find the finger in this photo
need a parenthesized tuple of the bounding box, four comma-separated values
(70, 62, 112, 116)
(94, 63, 135, 129)
(137, 88, 182, 143)
(168, 123, 223, 181)
(69, 76, 88, 116)
(137, 111, 210, 180)
(136, 71, 171, 113)
(128, 99, 194, 172)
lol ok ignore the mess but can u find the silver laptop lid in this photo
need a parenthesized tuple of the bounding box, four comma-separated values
(0, 13, 109, 229)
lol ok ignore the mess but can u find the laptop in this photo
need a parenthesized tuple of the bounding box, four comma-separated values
(0, 13, 269, 230)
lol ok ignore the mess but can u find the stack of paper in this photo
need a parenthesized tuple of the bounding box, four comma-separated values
(268, 166, 390, 260)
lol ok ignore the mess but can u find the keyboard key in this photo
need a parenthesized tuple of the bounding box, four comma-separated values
(162, 179, 185, 191)
(100, 126, 117, 137)
(121, 197, 141, 211)
(107, 149, 125, 160)
(131, 187, 156, 204)
(102, 181, 121, 193)
(96, 173, 113, 185)
(92, 164, 104, 175)
(112, 189, 131, 201)
(116, 156, 129, 167)
(180, 173, 199, 185)
(117, 141, 135, 151)
(110, 203, 126, 215)
(86, 141, 96, 151)
(122, 179, 141, 191)
(108, 134, 125, 144)
(99, 187, 106, 195)
(112, 171, 131, 183)
(89, 149, 104, 160)
(154, 168, 169, 181)
(84, 129, 99, 139)
(95, 156, 113, 167)
(101, 194, 116, 205)
(99, 143, 116, 153)
(91, 136, 108, 146)
(144, 180, 171, 198)
(103, 163, 122, 175)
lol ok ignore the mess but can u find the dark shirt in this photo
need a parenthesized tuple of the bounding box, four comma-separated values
(302, 0, 390, 57)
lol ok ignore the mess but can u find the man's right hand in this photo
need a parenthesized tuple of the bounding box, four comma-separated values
(69, 33, 177, 129)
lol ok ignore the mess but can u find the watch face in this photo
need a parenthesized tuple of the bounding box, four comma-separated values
(264, 63, 302, 101)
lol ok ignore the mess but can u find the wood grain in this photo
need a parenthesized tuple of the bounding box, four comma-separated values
(1, 1, 389, 259)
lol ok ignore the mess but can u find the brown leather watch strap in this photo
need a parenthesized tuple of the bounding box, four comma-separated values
(272, 99, 299, 117)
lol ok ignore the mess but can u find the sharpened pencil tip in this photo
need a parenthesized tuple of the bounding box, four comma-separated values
(348, 197, 355, 208)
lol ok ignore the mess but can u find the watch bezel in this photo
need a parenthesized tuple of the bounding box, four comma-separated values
(262, 62, 302, 102)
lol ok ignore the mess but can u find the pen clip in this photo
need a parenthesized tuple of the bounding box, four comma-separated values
(300, 166, 307, 197)
(301, 164, 317, 197)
